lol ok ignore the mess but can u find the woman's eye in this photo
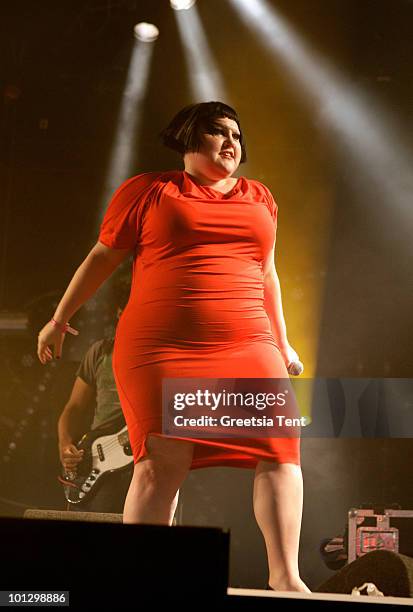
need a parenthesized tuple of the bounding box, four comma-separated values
(207, 128, 240, 141)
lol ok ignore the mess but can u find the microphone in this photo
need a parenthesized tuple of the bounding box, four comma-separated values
(287, 360, 304, 376)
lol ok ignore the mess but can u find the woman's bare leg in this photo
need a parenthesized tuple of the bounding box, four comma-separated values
(123, 435, 194, 525)
(253, 461, 310, 592)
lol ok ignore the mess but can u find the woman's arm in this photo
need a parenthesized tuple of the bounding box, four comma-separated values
(37, 241, 131, 363)
(263, 242, 299, 368)
(53, 241, 132, 324)
(263, 243, 288, 348)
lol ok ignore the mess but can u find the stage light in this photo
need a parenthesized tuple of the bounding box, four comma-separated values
(133, 22, 159, 43)
(170, 0, 196, 10)
(100, 39, 155, 207)
(229, 0, 413, 231)
(89, 34, 156, 347)
(174, 4, 227, 101)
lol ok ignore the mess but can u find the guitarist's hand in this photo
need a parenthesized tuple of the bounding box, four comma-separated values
(60, 444, 84, 474)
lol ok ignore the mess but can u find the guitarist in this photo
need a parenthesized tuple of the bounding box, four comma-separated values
(58, 306, 133, 513)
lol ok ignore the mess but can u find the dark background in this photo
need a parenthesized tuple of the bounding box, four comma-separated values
(1, 0, 413, 590)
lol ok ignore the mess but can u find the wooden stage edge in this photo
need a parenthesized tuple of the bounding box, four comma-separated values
(227, 588, 413, 606)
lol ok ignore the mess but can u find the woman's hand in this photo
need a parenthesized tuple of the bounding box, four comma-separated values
(279, 344, 304, 376)
(37, 319, 79, 364)
(37, 321, 66, 364)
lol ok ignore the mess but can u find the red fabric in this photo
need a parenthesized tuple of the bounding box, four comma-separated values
(99, 170, 300, 469)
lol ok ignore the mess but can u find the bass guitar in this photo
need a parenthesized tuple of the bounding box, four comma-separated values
(59, 416, 133, 504)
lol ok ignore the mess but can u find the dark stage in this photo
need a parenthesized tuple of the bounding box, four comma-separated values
(1, 0, 413, 606)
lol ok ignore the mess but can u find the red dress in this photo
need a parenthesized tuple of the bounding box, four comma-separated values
(98, 170, 300, 469)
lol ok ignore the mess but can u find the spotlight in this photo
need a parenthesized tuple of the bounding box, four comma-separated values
(173, 2, 226, 100)
(170, 0, 196, 10)
(133, 22, 159, 42)
(229, 0, 413, 236)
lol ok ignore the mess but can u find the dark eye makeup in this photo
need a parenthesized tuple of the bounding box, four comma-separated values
(206, 125, 241, 140)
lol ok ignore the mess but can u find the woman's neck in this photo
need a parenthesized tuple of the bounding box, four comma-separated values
(184, 170, 237, 194)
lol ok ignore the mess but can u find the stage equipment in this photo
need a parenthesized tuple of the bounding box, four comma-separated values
(317, 549, 413, 597)
(0, 516, 229, 604)
(348, 507, 413, 563)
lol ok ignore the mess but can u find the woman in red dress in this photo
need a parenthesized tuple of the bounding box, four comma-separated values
(38, 102, 309, 592)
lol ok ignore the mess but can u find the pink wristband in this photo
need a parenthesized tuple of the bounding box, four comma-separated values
(51, 318, 79, 336)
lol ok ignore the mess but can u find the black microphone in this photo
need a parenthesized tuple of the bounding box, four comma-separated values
(287, 360, 304, 376)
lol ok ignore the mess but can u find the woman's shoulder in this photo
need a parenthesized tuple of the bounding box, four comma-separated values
(105, 171, 182, 208)
(242, 177, 277, 220)
(242, 177, 275, 202)
(126, 170, 182, 188)
(243, 176, 271, 193)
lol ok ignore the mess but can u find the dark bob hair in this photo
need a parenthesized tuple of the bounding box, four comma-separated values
(160, 101, 247, 163)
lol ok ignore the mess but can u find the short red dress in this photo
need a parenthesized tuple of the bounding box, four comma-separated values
(98, 170, 300, 469)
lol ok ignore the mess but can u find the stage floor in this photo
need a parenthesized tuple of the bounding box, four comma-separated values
(228, 587, 413, 607)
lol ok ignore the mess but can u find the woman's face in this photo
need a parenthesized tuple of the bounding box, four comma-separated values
(184, 116, 242, 180)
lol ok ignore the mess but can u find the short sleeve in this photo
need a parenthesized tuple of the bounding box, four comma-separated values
(98, 172, 160, 250)
(261, 184, 278, 230)
(75, 340, 105, 388)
